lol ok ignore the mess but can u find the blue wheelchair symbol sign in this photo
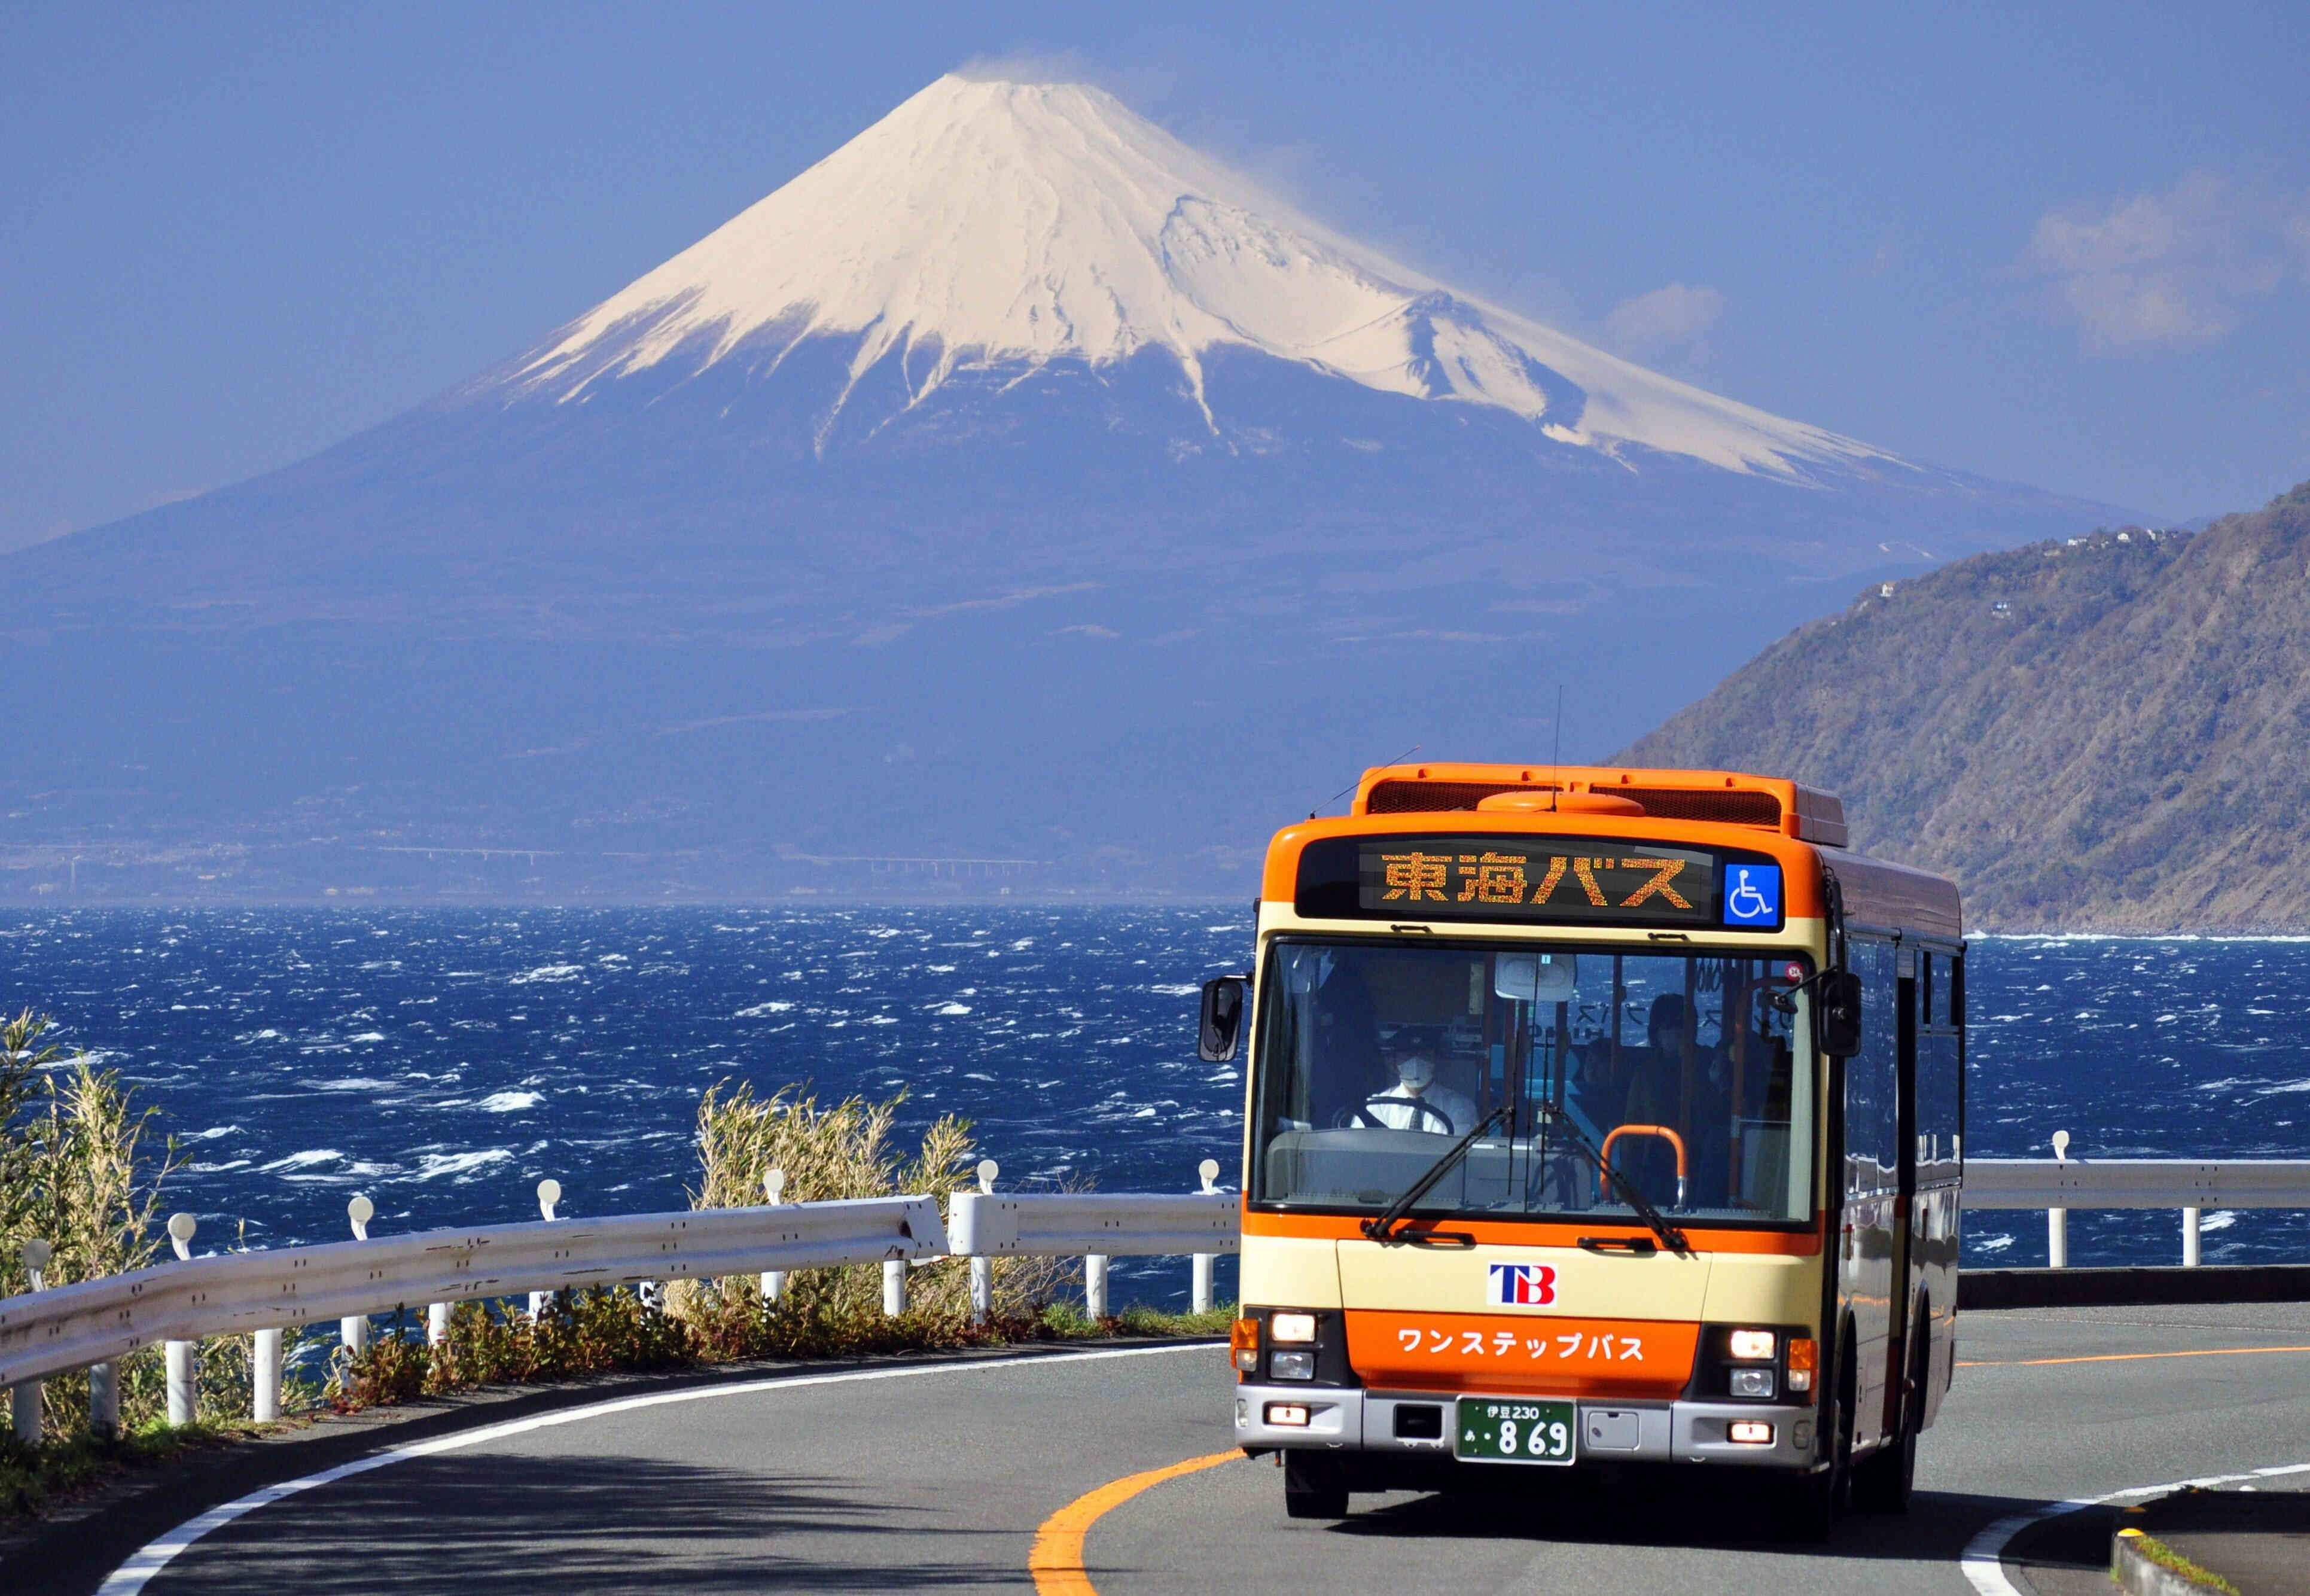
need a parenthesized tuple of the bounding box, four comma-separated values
(1723, 865, 1781, 927)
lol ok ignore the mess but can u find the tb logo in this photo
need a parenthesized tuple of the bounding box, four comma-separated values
(1487, 1263, 1556, 1307)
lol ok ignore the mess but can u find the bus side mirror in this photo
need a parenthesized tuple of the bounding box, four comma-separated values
(1198, 976, 1246, 1062)
(1818, 970, 1863, 1058)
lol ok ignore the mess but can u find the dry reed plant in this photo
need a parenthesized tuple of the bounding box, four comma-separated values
(681, 1081, 1069, 1323)
(0, 1010, 224, 1439)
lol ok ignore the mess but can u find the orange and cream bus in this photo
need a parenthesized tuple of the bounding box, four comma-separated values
(1197, 763, 1964, 1534)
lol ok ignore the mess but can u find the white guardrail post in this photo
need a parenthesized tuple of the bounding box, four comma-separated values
(2047, 1131, 2070, 1268)
(530, 1179, 559, 1321)
(760, 1169, 787, 1306)
(344, 1195, 374, 1358)
(427, 1302, 452, 1345)
(1191, 1159, 1220, 1314)
(165, 1213, 197, 1426)
(164, 1341, 195, 1428)
(252, 1328, 282, 1423)
(11, 1239, 48, 1443)
(2184, 1205, 2202, 1267)
(969, 1162, 996, 1324)
(89, 1359, 118, 1438)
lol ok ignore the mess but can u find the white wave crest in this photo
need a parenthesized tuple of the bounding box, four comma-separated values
(477, 1090, 543, 1113)
(414, 1149, 514, 1181)
(510, 964, 587, 985)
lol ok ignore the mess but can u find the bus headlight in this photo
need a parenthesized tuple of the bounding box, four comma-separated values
(1266, 1403, 1312, 1427)
(1729, 1367, 1775, 1398)
(1270, 1311, 1318, 1344)
(1728, 1421, 1774, 1445)
(1728, 1329, 1776, 1360)
(1270, 1350, 1315, 1380)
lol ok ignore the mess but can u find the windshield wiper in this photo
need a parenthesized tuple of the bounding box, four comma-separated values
(1532, 1099, 1692, 1258)
(1361, 1105, 1513, 1245)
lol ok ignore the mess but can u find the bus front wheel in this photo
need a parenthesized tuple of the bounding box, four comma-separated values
(1777, 1340, 1855, 1540)
(1775, 1405, 1846, 1540)
(1283, 1451, 1351, 1519)
(1852, 1316, 1925, 1514)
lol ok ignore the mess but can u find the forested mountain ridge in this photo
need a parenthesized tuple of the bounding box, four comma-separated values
(1617, 481, 2310, 930)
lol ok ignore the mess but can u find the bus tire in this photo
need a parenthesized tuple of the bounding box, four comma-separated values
(1282, 1451, 1351, 1519)
(1775, 1400, 1846, 1540)
(1777, 1331, 1855, 1540)
(1852, 1314, 1924, 1514)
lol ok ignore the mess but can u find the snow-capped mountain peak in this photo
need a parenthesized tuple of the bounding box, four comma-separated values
(513, 74, 1889, 479)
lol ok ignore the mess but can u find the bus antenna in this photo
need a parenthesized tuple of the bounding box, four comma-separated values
(1550, 686, 1564, 812)
(1319, 742, 1419, 814)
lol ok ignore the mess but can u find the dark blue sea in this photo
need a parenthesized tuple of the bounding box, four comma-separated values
(5, 910, 2308, 1296)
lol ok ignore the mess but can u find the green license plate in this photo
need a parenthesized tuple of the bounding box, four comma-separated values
(1454, 1397, 1577, 1466)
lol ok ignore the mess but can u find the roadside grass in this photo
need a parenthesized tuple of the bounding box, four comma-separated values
(2117, 1528, 2241, 1596)
(0, 1423, 260, 1519)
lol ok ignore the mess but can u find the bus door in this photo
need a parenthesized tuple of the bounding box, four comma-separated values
(1890, 943, 1919, 1439)
(1913, 946, 1965, 1426)
(1840, 936, 1903, 1452)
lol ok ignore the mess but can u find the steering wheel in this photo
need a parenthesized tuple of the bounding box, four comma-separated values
(1345, 1095, 1455, 1135)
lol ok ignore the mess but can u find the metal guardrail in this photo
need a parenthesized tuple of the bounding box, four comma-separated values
(1962, 1157, 2310, 1210)
(0, 1196, 945, 1393)
(0, 1161, 1237, 1444)
(947, 1190, 1239, 1257)
(1961, 1134, 2310, 1267)
(946, 1158, 1236, 1319)
(45, 1134, 2302, 1441)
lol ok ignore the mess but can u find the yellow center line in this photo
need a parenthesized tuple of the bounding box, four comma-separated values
(1960, 1344, 2310, 1368)
(1029, 1449, 1243, 1596)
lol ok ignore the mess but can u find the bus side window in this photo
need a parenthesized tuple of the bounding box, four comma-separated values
(1849, 939, 1900, 1195)
(1857, 942, 1894, 1192)
(1915, 954, 1962, 1182)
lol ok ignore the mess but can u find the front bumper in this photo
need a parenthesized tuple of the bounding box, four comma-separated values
(1234, 1384, 1819, 1470)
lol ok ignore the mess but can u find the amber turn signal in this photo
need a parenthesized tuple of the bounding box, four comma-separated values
(1231, 1316, 1260, 1373)
(1787, 1336, 1818, 1394)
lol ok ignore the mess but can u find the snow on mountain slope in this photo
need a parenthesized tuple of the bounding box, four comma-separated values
(510, 74, 1891, 481)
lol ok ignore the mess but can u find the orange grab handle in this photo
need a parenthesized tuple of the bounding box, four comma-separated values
(1597, 1124, 1689, 1199)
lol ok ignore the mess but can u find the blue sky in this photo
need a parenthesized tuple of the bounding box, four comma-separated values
(3, 2, 2305, 549)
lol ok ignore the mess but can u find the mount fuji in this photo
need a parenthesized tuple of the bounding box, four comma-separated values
(0, 75, 2122, 900)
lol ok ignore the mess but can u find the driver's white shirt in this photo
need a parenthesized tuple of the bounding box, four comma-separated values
(1367, 1082, 1479, 1136)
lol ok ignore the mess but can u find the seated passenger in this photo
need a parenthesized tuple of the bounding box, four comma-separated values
(1364, 1037, 1479, 1136)
(1619, 993, 1689, 1127)
(1614, 994, 1693, 1207)
(1567, 1038, 1625, 1138)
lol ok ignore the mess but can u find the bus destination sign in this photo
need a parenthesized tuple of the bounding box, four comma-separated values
(1293, 835, 1784, 931)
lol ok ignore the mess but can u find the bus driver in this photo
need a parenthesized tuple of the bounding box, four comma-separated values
(1363, 1034, 1477, 1136)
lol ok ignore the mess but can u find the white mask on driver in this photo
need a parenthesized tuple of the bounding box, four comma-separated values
(1395, 1055, 1436, 1094)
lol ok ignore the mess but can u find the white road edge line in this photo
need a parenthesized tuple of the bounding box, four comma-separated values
(96, 1341, 1209, 1595)
(1959, 1458, 2310, 1595)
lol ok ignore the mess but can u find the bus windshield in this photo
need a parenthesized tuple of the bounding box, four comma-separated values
(1251, 940, 1816, 1226)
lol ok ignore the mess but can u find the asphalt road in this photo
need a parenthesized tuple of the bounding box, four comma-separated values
(94, 1304, 2310, 1595)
